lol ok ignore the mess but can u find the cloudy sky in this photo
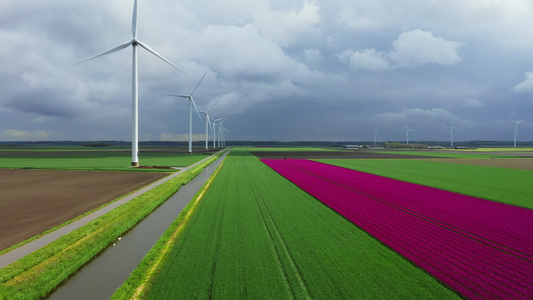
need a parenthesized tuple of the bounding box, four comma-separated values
(2, 0, 533, 142)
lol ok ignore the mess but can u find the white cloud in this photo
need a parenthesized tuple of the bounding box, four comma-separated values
(302, 48, 322, 65)
(334, 5, 384, 31)
(513, 72, 533, 93)
(388, 29, 462, 67)
(337, 48, 390, 71)
(338, 29, 462, 71)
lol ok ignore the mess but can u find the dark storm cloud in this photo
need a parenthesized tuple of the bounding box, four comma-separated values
(2, 0, 533, 142)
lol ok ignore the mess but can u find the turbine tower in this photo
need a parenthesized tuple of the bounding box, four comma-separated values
(406, 127, 414, 145)
(512, 119, 523, 148)
(199, 97, 221, 150)
(162, 72, 206, 154)
(212, 117, 226, 148)
(72, 0, 182, 166)
(450, 123, 459, 148)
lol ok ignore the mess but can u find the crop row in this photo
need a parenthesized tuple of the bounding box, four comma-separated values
(146, 150, 458, 299)
(261, 159, 533, 299)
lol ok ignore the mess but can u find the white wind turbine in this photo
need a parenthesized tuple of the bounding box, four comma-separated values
(406, 127, 414, 145)
(162, 72, 206, 154)
(211, 117, 226, 148)
(217, 118, 227, 147)
(512, 119, 523, 148)
(199, 97, 221, 150)
(72, 0, 182, 166)
(450, 123, 459, 148)
(372, 128, 379, 146)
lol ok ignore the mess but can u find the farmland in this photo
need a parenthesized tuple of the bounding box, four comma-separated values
(262, 159, 533, 299)
(2, 146, 532, 298)
(317, 159, 533, 209)
(0, 147, 224, 299)
(0, 147, 213, 171)
(141, 150, 458, 299)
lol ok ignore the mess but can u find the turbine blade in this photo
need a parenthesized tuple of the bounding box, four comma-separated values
(132, 0, 138, 38)
(71, 41, 132, 67)
(136, 40, 184, 72)
(191, 72, 207, 96)
(190, 97, 203, 123)
(161, 93, 189, 99)
(207, 96, 221, 112)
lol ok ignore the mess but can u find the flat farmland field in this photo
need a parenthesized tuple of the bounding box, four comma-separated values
(143, 150, 459, 299)
(317, 158, 533, 209)
(133, 148, 532, 299)
(0, 147, 213, 170)
(0, 146, 214, 251)
(263, 159, 532, 299)
(0, 169, 167, 251)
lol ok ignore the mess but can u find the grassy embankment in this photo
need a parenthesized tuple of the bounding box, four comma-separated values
(114, 149, 458, 299)
(0, 149, 210, 172)
(0, 151, 224, 300)
(317, 159, 533, 209)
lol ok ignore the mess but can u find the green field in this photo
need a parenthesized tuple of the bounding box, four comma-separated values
(141, 150, 458, 299)
(241, 146, 341, 152)
(317, 159, 533, 209)
(375, 150, 524, 158)
(0, 149, 210, 171)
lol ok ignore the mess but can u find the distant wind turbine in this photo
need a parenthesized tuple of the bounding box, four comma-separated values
(212, 117, 226, 148)
(217, 118, 227, 147)
(406, 127, 414, 145)
(372, 128, 379, 146)
(162, 72, 207, 154)
(450, 123, 459, 148)
(199, 97, 221, 150)
(72, 0, 183, 166)
(512, 119, 523, 148)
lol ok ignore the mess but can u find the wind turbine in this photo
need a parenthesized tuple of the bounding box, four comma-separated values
(221, 127, 231, 147)
(217, 118, 227, 147)
(199, 97, 221, 150)
(162, 72, 206, 154)
(211, 117, 226, 148)
(450, 123, 459, 148)
(512, 119, 523, 148)
(72, 0, 182, 166)
(406, 127, 414, 145)
(371, 128, 379, 146)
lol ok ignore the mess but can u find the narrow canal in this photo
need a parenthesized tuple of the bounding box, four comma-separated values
(48, 151, 228, 299)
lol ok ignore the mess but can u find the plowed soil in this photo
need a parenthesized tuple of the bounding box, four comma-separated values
(0, 169, 167, 251)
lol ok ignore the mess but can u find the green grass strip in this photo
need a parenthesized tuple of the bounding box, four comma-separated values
(141, 150, 458, 299)
(0, 152, 210, 171)
(0, 153, 222, 300)
(375, 150, 522, 158)
(316, 159, 533, 209)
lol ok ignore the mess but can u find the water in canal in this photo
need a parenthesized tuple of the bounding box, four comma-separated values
(49, 153, 226, 299)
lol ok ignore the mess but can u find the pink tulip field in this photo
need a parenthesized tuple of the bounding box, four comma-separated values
(261, 159, 533, 299)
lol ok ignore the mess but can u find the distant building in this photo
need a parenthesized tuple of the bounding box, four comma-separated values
(342, 145, 362, 149)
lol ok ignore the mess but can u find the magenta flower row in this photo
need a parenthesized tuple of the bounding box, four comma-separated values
(261, 159, 533, 299)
